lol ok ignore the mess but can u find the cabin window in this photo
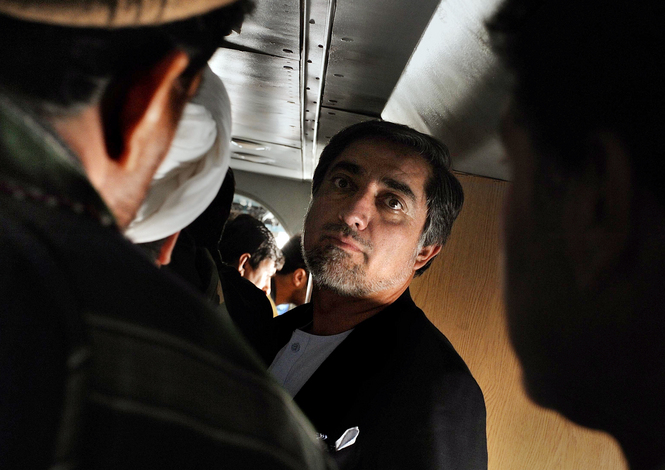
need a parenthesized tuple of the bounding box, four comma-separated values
(231, 193, 290, 248)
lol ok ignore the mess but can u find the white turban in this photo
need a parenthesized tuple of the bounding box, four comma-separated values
(124, 65, 231, 244)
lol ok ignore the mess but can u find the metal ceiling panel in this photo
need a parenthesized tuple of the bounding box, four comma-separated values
(231, 139, 302, 171)
(207, 0, 304, 179)
(230, 158, 303, 180)
(316, 107, 376, 150)
(302, 0, 335, 179)
(223, 0, 300, 60)
(230, 138, 303, 180)
(300, 0, 442, 177)
(321, 0, 441, 116)
(208, 0, 511, 183)
(383, 0, 512, 181)
(209, 48, 301, 150)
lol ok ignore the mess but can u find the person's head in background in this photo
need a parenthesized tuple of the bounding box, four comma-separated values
(488, 1, 665, 469)
(0, 0, 251, 230)
(124, 67, 234, 266)
(272, 233, 309, 308)
(220, 213, 285, 294)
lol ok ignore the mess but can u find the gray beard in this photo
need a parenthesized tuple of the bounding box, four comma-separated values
(304, 242, 410, 297)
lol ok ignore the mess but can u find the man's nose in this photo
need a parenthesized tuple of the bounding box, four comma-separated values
(339, 189, 373, 231)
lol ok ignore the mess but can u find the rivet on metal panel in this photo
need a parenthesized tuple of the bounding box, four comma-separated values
(288, 101, 295, 104)
(307, 60, 313, 64)
(333, 74, 344, 78)
(283, 49, 293, 54)
(318, 44, 323, 48)
(328, 99, 337, 103)
(284, 66, 294, 70)
(328, 112, 336, 115)
(309, 19, 315, 24)
(341, 37, 353, 42)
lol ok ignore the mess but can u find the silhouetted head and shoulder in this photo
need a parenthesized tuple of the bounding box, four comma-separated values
(488, 1, 665, 468)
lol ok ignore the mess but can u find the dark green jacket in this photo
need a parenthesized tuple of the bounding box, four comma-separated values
(0, 93, 333, 470)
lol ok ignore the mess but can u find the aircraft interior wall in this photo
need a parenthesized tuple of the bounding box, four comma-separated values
(411, 173, 627, 470)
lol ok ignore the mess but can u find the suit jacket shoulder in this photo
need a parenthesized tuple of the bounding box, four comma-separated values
(270, 290, 488, 470)
(218, 262, 276, 357)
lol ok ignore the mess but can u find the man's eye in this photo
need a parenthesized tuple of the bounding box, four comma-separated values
(332, 177, 350, 189)
(385, 197, 404, 211)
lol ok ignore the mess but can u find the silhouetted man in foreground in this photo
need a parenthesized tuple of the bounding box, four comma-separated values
(488, 1, 665, 469)
(0, 1, 331, 468)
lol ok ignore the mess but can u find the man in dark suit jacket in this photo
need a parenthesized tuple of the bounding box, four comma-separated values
(256, 120, 488, 469)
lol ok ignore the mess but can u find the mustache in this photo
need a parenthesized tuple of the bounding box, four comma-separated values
(321, 223, 373, 250)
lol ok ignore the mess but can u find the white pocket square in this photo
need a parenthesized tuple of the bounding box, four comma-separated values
(335, 426, 360, 451)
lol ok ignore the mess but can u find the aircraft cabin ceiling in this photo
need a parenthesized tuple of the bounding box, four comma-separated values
(209, 0, 511, 182)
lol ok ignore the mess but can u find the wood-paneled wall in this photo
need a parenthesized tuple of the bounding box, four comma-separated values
(410, 173, 627, 470)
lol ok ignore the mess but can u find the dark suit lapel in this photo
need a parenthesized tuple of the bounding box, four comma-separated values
(293, 290, 416, 440)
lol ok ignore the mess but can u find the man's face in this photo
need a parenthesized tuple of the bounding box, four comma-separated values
(243, 257, 277, 295)
(303, 137, 432, 298)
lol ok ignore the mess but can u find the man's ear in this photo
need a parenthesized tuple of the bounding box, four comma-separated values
(156, 232, 180, 267)
(414, 244, 442, 272)
(292, 268, 308, 288)
(116, 50, 196, 172)
(563, 132, 632, 288)
(236, 253, 252, 276)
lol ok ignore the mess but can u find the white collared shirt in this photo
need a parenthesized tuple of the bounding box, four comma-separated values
(269, 328, 353, 397)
